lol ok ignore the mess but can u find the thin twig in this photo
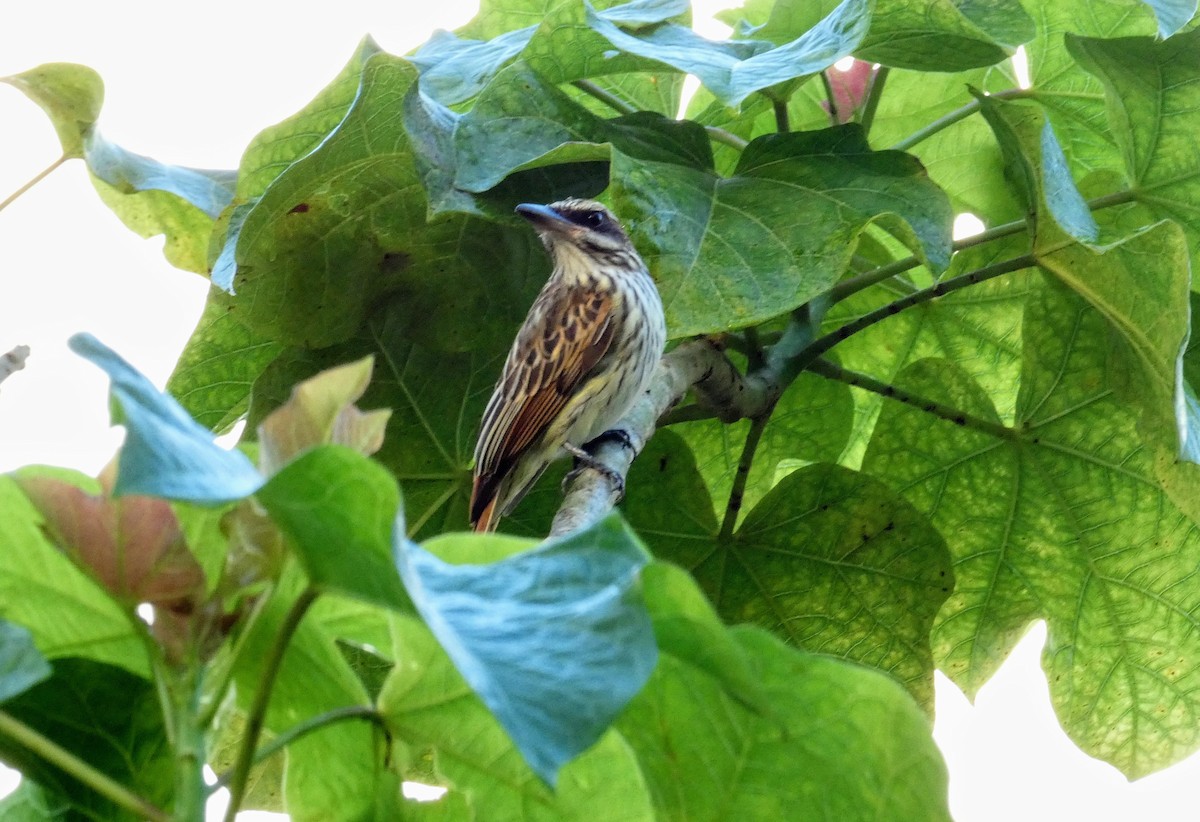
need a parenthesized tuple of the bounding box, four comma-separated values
(858, 66, 888, 136)
(801, 253, 1038, 365)
(221, 587, 319, 822)
(210, 705, 384, 792)
(809, 358, 1015, 440)
(719, 412, 770, 538)
(820, 71, 840, 124)
(0, 155, 67, 214)
(706, 125, 749, 151)
(890, 88, 1032, 151)
(570, 79, 638, 116)
(0, 710, 170, 822)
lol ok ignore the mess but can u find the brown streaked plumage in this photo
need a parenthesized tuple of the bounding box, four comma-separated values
(470, 199, 666, 532)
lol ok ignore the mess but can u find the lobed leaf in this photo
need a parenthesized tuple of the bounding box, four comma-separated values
(864, 278, 1200, 777)
(611, 125, 952, 337)
(617, 626, 952, 821)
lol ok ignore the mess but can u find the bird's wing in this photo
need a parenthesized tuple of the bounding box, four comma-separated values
(470, 284, 616, 527)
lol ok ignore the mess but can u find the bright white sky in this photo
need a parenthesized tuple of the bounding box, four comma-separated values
(2, 2, 1198, 820)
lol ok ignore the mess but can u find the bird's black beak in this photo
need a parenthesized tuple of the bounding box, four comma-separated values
(515, 203, 576, 235)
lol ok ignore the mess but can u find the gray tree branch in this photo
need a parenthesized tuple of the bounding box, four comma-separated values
(0, 345, 30, 388)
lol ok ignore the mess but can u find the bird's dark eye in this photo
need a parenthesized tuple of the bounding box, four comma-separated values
(582, 210, 606, 229)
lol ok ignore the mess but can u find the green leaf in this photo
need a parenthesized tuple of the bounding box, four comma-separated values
(167, 288, 283, 433)
(587, 0, 872, 107)
(625, 432, 951, 707)
(396, 514, 657, 784)
(0, 621, 51, 704)
(2, 63, 102, 157)
(0, 475, 147, 676)
(0, 658, 172, 821)
(453, 63, 712, 194)
(617, 626, 952, 822)
(69, 333, 262, 504)
(974, 93, 1099, 243)
(864, 278, 1200, 777)
(234, 38, 382, 204)
(1037, 220, 1191, 456)
(611, 125, 952, 337)
(256, 446, 410, 610)
(1066, 30, 1200, 267)
(858, 0, 1034, 70)
(378, 615, 655, 820)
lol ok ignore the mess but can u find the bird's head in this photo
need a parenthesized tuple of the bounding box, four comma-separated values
(515, 199, 634, 259)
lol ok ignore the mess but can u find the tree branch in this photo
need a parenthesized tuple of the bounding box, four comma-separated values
(809, 358, 1015, 440)
(0, 345, 30, 388)
(0, 155, 66, 214)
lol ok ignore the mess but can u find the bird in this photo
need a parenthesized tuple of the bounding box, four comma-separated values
(469, 198, 666, 533)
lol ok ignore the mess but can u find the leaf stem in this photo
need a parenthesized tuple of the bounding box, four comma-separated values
(0, 710, 170, 822)
(858, 66, 888, 136)
(0, 154, 66, 214)
(773, 98, 790, 133)
(210, 705, 384, 792)
(809, 358, 1015, 440)
(803, 253, 1038, 363)
(705, 125, 749, 151)
(221, 586, 319, 822)
(828, 188, 1137, 306)
(570, 79, 638, 116)
(820, 70, 840, 124)
(169, 663, 207, 822)
(889, 88, 1032, 151)
(719, 412, 770, 539)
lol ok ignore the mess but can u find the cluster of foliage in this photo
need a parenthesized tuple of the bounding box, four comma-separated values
(4, 0, 1200, 818)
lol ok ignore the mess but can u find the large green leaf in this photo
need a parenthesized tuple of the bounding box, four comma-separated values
(625, 434, 952, 708)
(617, 626, 951, 822)
(1023, 0, 1157, 180)
(1037, 220, 1191, 455)
(1067, 30, 1200, 268)
(611, 125, 952, 337)
(0, 781, 69, 821)
(0, 658, 172, 821)
(245, 307, 503, 540)
(167, 288, 283, 433)
(378, 615, 655, 820)
(2, 63, 102, 157)
(864, 278, 1200, 777)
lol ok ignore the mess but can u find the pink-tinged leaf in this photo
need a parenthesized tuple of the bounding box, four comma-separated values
(824, 60, 875, 123)
(16, 476, 204, 607)
(257, 355, 391, 476)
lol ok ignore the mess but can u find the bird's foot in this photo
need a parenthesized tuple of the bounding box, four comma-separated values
(562, 440, 627, 500)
